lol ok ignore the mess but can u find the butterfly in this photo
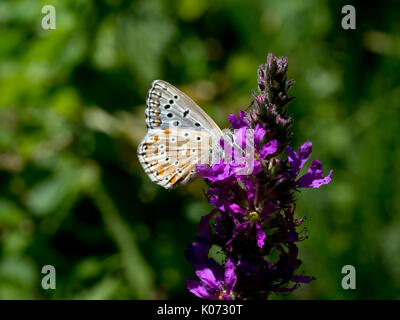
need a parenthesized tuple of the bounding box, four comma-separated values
(137, 80, 233, 189)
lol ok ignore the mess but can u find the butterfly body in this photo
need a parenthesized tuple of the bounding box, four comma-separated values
(138, 80, 229, 189)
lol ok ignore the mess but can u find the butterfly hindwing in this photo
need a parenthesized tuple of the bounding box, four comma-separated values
(138, 128, 218, 189)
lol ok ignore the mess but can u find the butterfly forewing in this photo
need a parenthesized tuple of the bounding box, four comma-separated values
(146, 80, 222, 135)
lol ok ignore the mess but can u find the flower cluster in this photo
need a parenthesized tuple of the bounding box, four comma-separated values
(185, 53, 332, 300)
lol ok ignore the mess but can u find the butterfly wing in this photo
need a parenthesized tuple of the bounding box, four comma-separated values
(138, 80, 224, 189)
(138, 128, 217, 189)
(145, 80, 223, 136)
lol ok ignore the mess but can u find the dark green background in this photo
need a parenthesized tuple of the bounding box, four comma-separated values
(0, 0, 399, 299)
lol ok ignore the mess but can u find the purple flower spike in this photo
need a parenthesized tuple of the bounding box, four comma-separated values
(185, 53, 332, 300)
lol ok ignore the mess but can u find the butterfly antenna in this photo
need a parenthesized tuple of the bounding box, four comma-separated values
(245, 100, 254, 113)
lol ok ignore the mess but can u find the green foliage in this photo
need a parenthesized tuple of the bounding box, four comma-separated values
(0, 0, 399, 299)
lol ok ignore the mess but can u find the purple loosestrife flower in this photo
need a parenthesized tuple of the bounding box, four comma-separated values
(197, 123, 278, 179)
(287, 142, 333, 188)
(185, 256, 237, 300)
(185, 53, 332, 300)
(185, 212, 238, 300)
(226, 178, 279, 249)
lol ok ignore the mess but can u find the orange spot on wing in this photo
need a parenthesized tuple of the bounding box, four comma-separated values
(158, 168, 164, 176)
(155, 119, 161, 126)
(154, 136, 159, 141)
(171, 176, 177, 184)
(163, 129, 170, 135)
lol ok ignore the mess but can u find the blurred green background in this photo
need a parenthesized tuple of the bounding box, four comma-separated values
(0, 0, 399, 299)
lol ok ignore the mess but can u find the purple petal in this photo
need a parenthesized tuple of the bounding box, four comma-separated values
(244, 178, 256, 207)
(229, 203, 246, 214)
(195, 259, 222, 290)
(226, 222, 249, 245)
(207, 258, 224, 283)
(254, 123, 266, 151)
(196, 161, 232, 183)
(298, 141, 313, 162)
(224, 257, 237, 294)
(296, 159, 333, 188)
(228, 110, 249, 129)
(291, 275, 316, 283)
(252, 160, 262, 175)
(209, 196, 226, 212)
(287, 141, 312, 176)
(259, 140, 278, 159)
(255, 224, 266, 248)
(185, 279, 215, 299)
